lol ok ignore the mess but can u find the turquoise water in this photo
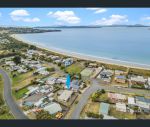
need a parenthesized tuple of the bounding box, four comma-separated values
(16, 27, 150, 65)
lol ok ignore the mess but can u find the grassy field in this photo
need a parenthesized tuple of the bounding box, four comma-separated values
(11, 71, 34, 86)
(13, 87, 29, 99)
(129, 68, 150, 77)
(0, 74, 14, 119)
(99, 93, 108, 102)
(109, 106, 136, 119)
(80, 99, 100, 118)
(65, 62, 85, 74)
(11, 70, 43, 90)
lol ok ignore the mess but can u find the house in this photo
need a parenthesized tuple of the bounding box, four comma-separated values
(115, 70, 125, 75)
(63, 58, 73, 67)
(56, 77, 66, 84)
(148, 78, 150, 87)
(44, 102, 62, 115)
(46, 77, 57, 85)
(97, 69, 114, 83)
(23, 93, 44, 106)
(116, 102, 127, 112)
(34, 97, 49, 107)
(88, 63, 97, 68)
(130, 76, 147, 85)
(99, 102, 110, 115)
(71, 80, 80, 92)
(128, 97, 135, 105)
(5, 61, 15, 66)
(135, 96, 150, 111)
(27, 50, 38, 55)
(36, 67, 49, 76)
(58, 90, 73, 102)
(114, 75, 126, 84)
(25, 87, 39, 96)
(17, 68, 27, 73)
(108, 93, 126, 102)
(51, 56, 60, 61)
(99, 69, 114, 77)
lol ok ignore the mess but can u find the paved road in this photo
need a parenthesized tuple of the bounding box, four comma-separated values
(71, 79, 150, 119)
(0, 69, 28, 119)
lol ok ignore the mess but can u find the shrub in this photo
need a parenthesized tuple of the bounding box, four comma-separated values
(86, 112, 100, 118)
(47, 67, 55, 72)
(36, 110, 52, 119)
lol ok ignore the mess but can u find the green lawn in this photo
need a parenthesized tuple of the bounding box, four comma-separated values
(13, 87, 29, 99)
(65, 62, 84, 74)
(0, 112, 14, 119)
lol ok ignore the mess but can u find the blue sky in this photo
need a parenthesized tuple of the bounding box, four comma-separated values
(0, 8, 150, 26)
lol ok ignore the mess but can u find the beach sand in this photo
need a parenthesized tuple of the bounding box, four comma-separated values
(11, 34, 150, 70)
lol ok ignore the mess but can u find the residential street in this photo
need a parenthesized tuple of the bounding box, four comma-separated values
(71, 79, 150, 119)
(0, 69, 28, 119)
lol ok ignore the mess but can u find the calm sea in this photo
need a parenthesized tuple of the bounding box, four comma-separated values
(16, 27, 150, 65)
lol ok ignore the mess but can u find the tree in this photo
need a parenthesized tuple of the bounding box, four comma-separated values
(29, 45, 36, 50)
(36, 110, 52, 119)
(57, 63, 61, 67)
(101, 89, 105, 94)
(84, 62, 89, 67)
(47, 67, 55, 72)
(13, 55, 21, 65)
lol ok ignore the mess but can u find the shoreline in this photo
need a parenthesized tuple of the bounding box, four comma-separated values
(11, 34, 150, 70)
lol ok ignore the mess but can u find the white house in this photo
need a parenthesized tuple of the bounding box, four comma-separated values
(63, 58, 73, 67)
(44, 102, 62, 115)
(116, 102, 127, 112)
(58, 90, 73, 102)
(128, 97, 135, 105)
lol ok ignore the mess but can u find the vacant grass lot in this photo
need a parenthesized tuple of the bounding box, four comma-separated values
(109, 106, 136, 119)
(80, 99, 100, 118)
(11, 71, 34, 87)
(65, 62, 85, 74)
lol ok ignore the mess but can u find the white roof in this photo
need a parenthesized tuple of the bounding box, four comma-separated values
(131, 76, 147, 83)
(148, 78, 150, 85)
(58, 90, 73, 102)
(116, 103, 126, 109)
(44, 103, 62, 114)
(128, 97, 135, 105)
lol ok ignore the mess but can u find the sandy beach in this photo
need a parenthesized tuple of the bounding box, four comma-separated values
(11, 34, 150, 70)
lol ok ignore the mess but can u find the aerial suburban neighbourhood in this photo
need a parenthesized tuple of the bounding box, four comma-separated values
(1, 26, 150, 120)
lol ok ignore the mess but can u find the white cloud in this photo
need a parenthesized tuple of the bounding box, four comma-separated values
(86, 8, 107, 14)
(142, 16, 150, 20)
(10, 9, 40, 23)
(93, 14, 128, 25)
(47, 11, 80, 24)
(11, 16, 40, 22)
(10, 9, 29, 17)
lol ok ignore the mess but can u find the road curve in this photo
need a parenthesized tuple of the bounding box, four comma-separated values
(0, 69, 28, 119)
(71, 84, 100, 119)
(71, 80, 150, 119)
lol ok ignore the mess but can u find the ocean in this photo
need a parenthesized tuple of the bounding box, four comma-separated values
(15, 27, 150, 65)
